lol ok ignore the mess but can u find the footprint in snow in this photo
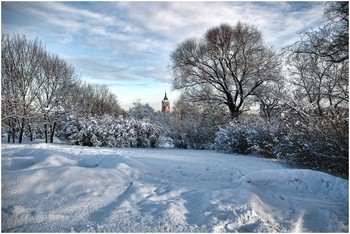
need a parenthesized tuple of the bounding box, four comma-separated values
(123, 181, 133, 190)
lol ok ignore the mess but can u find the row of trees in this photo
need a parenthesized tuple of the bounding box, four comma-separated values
(1, 35, 123, 143)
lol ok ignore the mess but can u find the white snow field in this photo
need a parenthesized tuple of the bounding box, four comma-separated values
(1, 142, 348, 232)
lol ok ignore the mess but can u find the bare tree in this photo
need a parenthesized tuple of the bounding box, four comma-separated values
(290, 2, 348, 64)
(279, 2, 349, 177)
(93, 84, 121, 116)
(36, 53, 79, 143)
(286, 52, 348, 117)
(1, 34, 45, 143)
(77, 83, 122, 117)
(170, 22, 283, 119)
(284, 1, 348, 118)
(256, 80, 286, 123)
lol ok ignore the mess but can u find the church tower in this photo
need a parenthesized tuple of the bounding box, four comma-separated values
(162, 92, 170, 113)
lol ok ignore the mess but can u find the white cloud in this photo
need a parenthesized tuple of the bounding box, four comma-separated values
(110, 1, 325, 49)
(2, 1, 326, 109)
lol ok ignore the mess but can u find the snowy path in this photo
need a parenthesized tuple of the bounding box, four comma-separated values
(2, 143, 348, 232)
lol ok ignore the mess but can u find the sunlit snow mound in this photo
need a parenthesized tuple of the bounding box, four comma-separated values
(2, 143, 348, 232)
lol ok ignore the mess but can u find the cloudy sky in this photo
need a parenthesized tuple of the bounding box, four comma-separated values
(2, 1, 326, 110)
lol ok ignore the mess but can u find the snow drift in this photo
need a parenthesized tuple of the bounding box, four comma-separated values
(1, 143, 348, 232)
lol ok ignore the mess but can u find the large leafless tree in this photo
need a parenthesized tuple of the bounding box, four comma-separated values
(170, 22, 283, 119)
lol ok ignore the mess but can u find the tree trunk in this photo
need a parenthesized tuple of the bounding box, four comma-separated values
(44, 123, 48, 143)
(50, 122, 57, 143)
(224, 90, 240, 119)
(28, 124, 33, 141)
(12, 125, 15, 143)
(18, 118, 25, 143)
(7, 129, 11, 143)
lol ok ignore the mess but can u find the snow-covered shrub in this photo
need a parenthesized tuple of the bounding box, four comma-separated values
(214, 122, 258, 154)
(248, 121, 276, 158)
(274, 112, 348, 178)
(157, 136, 175, 148)
(128, 101, 155, 120)
(169, 95, 225, 150)
(169, 117, 217, 150)
(58, 115, 162, 148)
(214, 116, 278, 157)
(215, 111, 348, 178)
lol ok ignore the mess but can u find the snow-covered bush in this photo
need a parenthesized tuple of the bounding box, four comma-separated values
(214, 116, 277, 157)
(128, 101, 155, 120)
(169, 116, 217, 150)
(58, 115, 162, 148)
(214, 122, 258, 154)
(214, 112, 348, 178)
(248, 121, 276, 158)
(157, 136, 175, 148)
(273, 113, 348, 178)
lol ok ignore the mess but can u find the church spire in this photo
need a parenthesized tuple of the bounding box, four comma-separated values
(161, 91, 170, 113)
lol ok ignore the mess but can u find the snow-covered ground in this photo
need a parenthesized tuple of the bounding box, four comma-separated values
(1, 142, 348, 232)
